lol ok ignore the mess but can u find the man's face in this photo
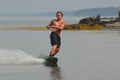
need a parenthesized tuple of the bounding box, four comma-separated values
(56, 13, 62, 20)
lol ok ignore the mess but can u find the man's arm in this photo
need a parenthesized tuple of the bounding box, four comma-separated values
(46, 20, 53, 29)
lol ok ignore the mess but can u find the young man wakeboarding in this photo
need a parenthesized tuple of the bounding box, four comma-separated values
(47, 11, 65, 58)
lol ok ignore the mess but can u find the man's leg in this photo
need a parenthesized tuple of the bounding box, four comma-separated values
(50, 45, 58, 56)
(55, 48, 60, 54)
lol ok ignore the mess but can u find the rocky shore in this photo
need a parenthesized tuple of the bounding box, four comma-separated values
(104, 22, 120, 29)
(65, 13, 120, 30)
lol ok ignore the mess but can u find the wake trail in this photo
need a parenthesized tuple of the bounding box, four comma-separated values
(0, 49, 45, 65)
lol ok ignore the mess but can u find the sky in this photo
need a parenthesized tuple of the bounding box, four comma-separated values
(0, 0, 120, 13)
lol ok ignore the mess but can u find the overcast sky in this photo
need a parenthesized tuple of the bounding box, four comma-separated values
(0, 0, 120, 13)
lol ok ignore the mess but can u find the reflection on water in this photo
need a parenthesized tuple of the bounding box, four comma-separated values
(50, 66, 63, 80)
(44, 61, 63, 80)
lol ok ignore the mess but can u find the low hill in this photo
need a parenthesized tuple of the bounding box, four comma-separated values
(75, 7, 120, 16)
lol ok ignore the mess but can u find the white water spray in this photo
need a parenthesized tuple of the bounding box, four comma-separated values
(0, 49, 45, 64)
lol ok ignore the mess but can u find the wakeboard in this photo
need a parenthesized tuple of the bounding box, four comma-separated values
(44, 56, 58, 67)
(46, 56, 58, 63)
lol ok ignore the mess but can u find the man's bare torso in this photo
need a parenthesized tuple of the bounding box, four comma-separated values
(50, 19, 65, 35)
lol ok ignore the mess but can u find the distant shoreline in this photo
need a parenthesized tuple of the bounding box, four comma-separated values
(0, 22, 120, 31)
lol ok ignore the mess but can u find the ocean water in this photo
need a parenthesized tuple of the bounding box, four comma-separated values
(0, 30, 120, 80)
(0, 16, 81, 27)
(0, 15, 116, 27)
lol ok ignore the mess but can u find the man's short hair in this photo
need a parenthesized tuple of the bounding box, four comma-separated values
(56, 11, 63, 17)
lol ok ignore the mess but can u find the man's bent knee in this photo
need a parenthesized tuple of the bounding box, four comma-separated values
(56, 48, 60, 53)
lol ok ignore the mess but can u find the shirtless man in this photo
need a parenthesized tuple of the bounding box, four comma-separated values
(47, 11, 65, 57)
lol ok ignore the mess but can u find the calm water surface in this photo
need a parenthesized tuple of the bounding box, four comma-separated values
(0, 16, 81, 27)
(0, 30, 120, 80)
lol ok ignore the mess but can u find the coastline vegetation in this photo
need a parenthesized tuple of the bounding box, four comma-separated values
(0, 23, 104, 31)
(65, 23, 104, 30)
